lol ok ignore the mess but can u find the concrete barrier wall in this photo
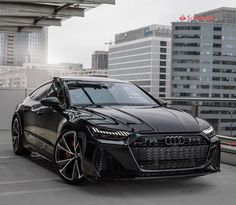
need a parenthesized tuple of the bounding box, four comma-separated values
(0, 88, 27, 130)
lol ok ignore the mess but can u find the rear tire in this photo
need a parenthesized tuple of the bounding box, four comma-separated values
(54, 130, 88, 185)
(11, 116, 31, 155)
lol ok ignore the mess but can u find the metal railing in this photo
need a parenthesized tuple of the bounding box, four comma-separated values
(218, 135, 236, 166)
(163, 97, 236, 137)
(218, 135, 236, 154)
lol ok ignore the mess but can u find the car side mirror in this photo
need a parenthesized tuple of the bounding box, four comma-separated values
(41, 97, 61, 109)
(158, 99, 168, 107)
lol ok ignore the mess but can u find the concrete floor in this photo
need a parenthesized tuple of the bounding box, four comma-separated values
(0, 131, 236, 205)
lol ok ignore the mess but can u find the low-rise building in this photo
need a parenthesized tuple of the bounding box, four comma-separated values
(0, 63, 108, 89)
(0, 63, 83, 89)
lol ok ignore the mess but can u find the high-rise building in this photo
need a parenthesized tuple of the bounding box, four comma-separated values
(108, 25, 171, 98)
(171, 7, 236, 136)
(92, 51, 108, 70)
(0, 28, 48, 66)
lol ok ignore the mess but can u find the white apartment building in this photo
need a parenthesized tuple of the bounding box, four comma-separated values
(108, 25, 171, 98)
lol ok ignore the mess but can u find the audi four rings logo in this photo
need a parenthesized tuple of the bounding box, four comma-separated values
(165, 136, 185, 146)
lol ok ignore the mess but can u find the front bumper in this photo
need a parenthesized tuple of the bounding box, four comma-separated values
(89, 134, 220, 179)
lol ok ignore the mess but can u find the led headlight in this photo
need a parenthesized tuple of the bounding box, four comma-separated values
(202, 126, 215, 137)
(90, 126, 131, 140)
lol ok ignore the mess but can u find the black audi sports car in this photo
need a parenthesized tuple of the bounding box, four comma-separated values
(11, 77, 220, 184)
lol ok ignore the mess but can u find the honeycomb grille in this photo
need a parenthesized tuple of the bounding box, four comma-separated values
(210, 142, 220, 169)
(130, 135, 210, 170)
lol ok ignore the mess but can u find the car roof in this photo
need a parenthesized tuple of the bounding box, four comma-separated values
(58, 76, 131, 84)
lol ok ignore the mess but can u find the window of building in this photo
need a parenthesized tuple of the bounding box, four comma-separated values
(175, 26, 200, 30)
(213, 52, 221, 56)
(212, 77, 221, 81)
(160, 61, 166, 66)
(222, 69, 234, 73)
(180, 93, 190, 97)
(160, 67, 166, 73)
(174, 67, 188, 72)
(159, 94, 166, 98)
(222, 77, 230, 81)
(213, 44, 222, 48)
(160, 54, 166, 59)
(160, 74, 166, 79)
(160, 47, 167, 53)
(174, 43, 200, 47)
(173, 34, 200, 39)
(173, 51, 200, 55)
(213, 85, 221, 89)
(212, 93, 221, 98)
(159, 81, 166, 86)
(173, 59, 200, 64)
(183, 85, 190, 88)
(222, 61, 236, 65)
(213, 60, 221, 64)
(160, 41, 167, 46)
(213, 35, 222, 39)
(159, 88, 166, 93)
(213, 27, 222, 31)
(201, 85, 210, 89)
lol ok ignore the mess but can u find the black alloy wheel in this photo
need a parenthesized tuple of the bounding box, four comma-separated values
(54, 130, 88, 185)
(11, 116, 30, 155)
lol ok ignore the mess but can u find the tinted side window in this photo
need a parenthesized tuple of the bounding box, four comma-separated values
(46, 84, 57, 98)
(31, 83, 51, 101)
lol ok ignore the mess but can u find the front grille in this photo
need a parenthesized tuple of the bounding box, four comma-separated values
(130, 134, 210, 170)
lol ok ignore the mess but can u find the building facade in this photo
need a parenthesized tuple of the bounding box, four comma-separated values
(92, 51, 108, 70)
(0, 63, 108, 89)
(171, 7, 236, 136)
(108, 25, 171, 98)
(0, 28, 48, 66)
(81, 69, 108, 78)
(0, 63, 83, 89)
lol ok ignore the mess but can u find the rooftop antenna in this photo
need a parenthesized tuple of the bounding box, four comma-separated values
(105, 40, 113, 50)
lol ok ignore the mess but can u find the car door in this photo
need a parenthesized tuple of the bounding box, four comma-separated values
(22, 83, 52, 147)
(36, 79, 67, 157)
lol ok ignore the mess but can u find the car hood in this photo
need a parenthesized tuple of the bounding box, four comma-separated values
(85, 106, 202, 133)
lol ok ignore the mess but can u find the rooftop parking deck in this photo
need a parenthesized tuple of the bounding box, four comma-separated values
(0, 130, 236, 205)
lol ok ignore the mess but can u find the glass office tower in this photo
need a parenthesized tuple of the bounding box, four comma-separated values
(172, 7, 236, 136)
(0, 28, 48, 66)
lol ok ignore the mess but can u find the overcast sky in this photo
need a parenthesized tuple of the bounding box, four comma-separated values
(48, 0, 236, 68)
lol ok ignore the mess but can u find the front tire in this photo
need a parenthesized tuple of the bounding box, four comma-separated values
(11, 116, 30, 155)
(54, 130, 88, 185)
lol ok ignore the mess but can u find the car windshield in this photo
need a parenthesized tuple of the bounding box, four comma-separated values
(66, 81, 158, 106)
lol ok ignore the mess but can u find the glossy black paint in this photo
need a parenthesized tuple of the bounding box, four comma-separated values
(12, 77, 220, 180)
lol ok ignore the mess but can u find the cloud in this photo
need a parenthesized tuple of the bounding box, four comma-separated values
(48, 0, 236, 67)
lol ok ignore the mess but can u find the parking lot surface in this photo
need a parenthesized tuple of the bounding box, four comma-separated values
(0, 131, 236, 205)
